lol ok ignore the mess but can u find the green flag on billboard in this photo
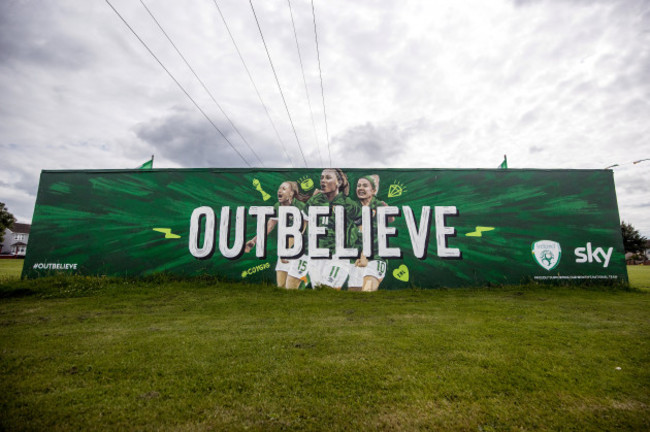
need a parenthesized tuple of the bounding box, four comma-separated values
(499, 155, 507, 169)
(138, 156, 154, 169)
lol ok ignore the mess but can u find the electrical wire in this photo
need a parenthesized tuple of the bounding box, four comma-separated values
(105, 0, 252, 167)
(211, 0, 294, 168)
(287, 0, 323, 167)
(139, 0, 265, 167)
(310, 0, 332, 167)
(248, 0, 309, 168)
(605, 158, 650, 169)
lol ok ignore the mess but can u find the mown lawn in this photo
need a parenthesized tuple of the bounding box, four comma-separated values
(0, 265, 649, 431)
(0, 259, 23, 282)
(627, 265, 650, 291)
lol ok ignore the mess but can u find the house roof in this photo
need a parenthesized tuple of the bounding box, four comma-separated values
(9, 223, 31, 234)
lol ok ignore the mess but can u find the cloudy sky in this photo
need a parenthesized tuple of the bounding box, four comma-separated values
(1, 0, 649, 236)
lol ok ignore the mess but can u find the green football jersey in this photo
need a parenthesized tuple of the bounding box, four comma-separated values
(354, 196, 386, 254)
(304, 192, 361, 251)
(272, 198, 308, 253)
(272, 198, 306, 224)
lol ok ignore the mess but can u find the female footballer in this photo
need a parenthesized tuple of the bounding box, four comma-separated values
(284, 168, 361, 290)
(348, 174, 391, 292)
(244, 181, 306, 288)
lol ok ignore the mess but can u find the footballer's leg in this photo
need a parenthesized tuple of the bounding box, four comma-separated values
(286, 256, 310, 289)
(276, 271, 288, 288)
(275, 258, 292, 288)
(360, 259, 386, 292)
(361, 276, 381, 292)
(285, 276, 301, 289)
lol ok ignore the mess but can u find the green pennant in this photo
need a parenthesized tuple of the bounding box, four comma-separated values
(138, 158, 153, 169)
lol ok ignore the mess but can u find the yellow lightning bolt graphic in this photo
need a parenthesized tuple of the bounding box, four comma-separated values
(466, 226, 495, 237)
(153, 228, 181, 239)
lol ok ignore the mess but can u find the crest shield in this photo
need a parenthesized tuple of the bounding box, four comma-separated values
(532, 240, 562, 271)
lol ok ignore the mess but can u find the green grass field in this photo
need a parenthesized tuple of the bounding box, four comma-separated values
(0, 259, 23, 282)
(627, 265, 650, 291)
(1, 261, 649, 431)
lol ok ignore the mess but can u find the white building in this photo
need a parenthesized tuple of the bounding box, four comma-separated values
(0, 223, 31, 256)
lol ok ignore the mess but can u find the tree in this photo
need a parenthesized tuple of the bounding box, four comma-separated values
(0, 202, 16, 245)
(621, 221, 647, 254)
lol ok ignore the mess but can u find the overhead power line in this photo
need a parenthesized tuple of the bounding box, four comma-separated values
(249, 0, 309, 168)
(105, 0, 252, 167)
(211, 0, 294, 168)
(139, 0, 265, 167)
(605, 158, 650, 169)
(310, 0, 332, 168)
(287, 0, 323, 167)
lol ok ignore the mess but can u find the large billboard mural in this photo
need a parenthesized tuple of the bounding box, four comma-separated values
(22, 168, 627, 289)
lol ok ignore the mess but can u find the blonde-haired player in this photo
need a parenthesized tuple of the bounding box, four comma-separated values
(245, 181, 306, 288)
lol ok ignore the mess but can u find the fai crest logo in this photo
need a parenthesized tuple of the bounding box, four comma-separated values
(532, 240, 562, 271)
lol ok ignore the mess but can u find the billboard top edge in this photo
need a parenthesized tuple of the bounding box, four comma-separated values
(39, 167, 614, 174)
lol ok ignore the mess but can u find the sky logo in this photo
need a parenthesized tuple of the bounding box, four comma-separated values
(574, 243, 614, 268)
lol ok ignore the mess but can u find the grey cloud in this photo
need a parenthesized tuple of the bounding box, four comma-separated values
(518, 109, 539, 127)
(0, 1, 93, 69)
(330, 121, 415, 167)
(0, 194, 36, 224)
(134, 109, 291, 168)
(0, 148, 39, 196)
(323, 3, 404, 90)
(615, 171, 650, 194)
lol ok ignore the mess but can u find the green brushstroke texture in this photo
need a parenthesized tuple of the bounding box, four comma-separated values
(23, 169, 627, 288)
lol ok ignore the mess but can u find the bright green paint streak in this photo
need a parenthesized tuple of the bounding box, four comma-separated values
(466, 226, 496, 237)
(153, 228, 181, 239)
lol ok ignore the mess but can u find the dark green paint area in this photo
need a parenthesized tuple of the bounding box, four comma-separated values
(23, 168, 627, 288)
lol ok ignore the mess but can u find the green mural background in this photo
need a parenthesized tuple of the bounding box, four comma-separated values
(22, 168, 627, 288)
